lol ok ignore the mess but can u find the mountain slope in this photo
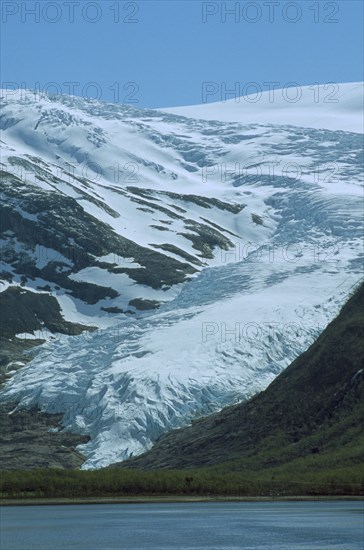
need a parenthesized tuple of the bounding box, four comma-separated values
(122, 282, 364, 470)
(0, 84, 363, 469)
(0, 89, 280, 355)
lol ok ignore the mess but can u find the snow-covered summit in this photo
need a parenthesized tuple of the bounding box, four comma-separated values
(162, 82, 364, 133)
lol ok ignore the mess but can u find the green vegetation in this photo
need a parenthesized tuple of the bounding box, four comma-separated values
(1, 283, 363, 499)
(1, 464, 362, 500)
(121, 281, 363, 490)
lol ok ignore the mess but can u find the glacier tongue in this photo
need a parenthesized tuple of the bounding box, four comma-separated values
(0, 86, 363, 468)
(2, 241, 362, 468)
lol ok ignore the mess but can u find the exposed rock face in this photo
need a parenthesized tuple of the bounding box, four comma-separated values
(0, 403, 89, 470)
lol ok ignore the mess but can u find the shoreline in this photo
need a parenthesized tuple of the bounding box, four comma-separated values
(1, 495, 363, 506)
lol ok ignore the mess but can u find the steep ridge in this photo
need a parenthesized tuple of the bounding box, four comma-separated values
(0, 84, 363, 469)
(121, 282, 364, 470)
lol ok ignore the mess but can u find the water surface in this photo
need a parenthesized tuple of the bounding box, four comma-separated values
(1, 501, 363, 549)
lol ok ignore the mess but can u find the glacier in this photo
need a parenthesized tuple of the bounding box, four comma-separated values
(0, 83, 363, 468)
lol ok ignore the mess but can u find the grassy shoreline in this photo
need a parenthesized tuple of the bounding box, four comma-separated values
(1, 495, 363, 506)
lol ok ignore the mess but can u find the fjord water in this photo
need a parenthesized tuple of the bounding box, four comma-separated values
(1, 501, 363, 549)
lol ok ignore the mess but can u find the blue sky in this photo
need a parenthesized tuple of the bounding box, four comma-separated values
(1, 0, 363, 108)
